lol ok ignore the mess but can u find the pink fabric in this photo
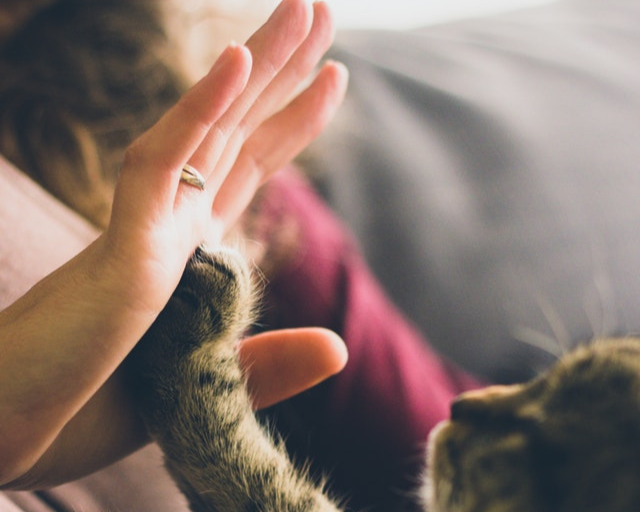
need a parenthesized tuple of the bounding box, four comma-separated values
(0, 157, 98, 310)
(256, 170, 481, 510)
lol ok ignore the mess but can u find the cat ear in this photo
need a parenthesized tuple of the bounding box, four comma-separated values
(450, 385, 517, 420)
(450, 384, 545, 423)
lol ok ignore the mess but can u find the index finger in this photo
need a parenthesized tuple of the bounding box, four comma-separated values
(187, 0, 315, 191)
(112, 44, 252, 221)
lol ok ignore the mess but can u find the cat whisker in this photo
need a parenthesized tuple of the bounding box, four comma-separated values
(516, 270, 569, 357)
(531, 293, 571, 356)
(512, 326, 564, 360)
(583, 236, 617, 340)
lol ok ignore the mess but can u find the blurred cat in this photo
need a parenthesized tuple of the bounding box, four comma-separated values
(426, 337, 640, 512)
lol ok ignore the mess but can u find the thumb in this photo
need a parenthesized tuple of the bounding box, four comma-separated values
(238, 328, 348, 410)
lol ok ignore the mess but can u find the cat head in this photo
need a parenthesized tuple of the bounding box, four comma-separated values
(426, 338, 640, 512)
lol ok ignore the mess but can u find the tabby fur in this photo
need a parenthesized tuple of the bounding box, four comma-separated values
(426, 339, 640, 512)
(129, 247, 342, 512)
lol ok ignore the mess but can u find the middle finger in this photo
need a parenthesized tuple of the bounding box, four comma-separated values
(187, 0, 314, 191)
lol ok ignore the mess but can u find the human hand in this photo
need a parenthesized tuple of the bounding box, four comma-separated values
(101, 0, 348, 317)
(0, 0, 348, 488)
(240, 327, 348, 410)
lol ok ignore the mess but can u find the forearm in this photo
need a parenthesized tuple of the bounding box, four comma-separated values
(0, 368, 149, 490)
(0, 236, 160, 486)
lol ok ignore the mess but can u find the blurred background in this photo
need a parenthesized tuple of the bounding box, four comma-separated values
(204, 0, 558, 33)
(321, 0, 555, 29)
(180, 0, 559, 89)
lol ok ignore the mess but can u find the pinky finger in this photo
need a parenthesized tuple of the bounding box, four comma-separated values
(212, 61, 349, 228)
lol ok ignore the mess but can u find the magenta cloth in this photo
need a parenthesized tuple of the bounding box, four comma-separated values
(256, 170, 481, 510)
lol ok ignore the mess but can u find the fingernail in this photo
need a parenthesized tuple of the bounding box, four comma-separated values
(209, 42, 242, 75)
(325, 59, 349, 77)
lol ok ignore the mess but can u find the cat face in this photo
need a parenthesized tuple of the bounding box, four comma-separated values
(426, 338, 640, 512)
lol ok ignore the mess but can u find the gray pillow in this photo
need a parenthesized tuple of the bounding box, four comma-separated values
(307, 0, 640, 382)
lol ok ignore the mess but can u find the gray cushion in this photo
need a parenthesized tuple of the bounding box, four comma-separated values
(307, 0, 640, 382)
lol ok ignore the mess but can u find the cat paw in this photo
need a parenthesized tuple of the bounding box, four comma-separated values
(138, 245, 255, 361)
(173, 245, 256, 342)
(129, 246, 255, 435)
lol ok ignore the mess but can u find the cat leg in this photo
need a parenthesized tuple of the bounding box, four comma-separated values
(131, 247, 342, 512)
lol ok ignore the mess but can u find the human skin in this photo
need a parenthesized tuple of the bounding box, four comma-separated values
(0, 0, 348, 489)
